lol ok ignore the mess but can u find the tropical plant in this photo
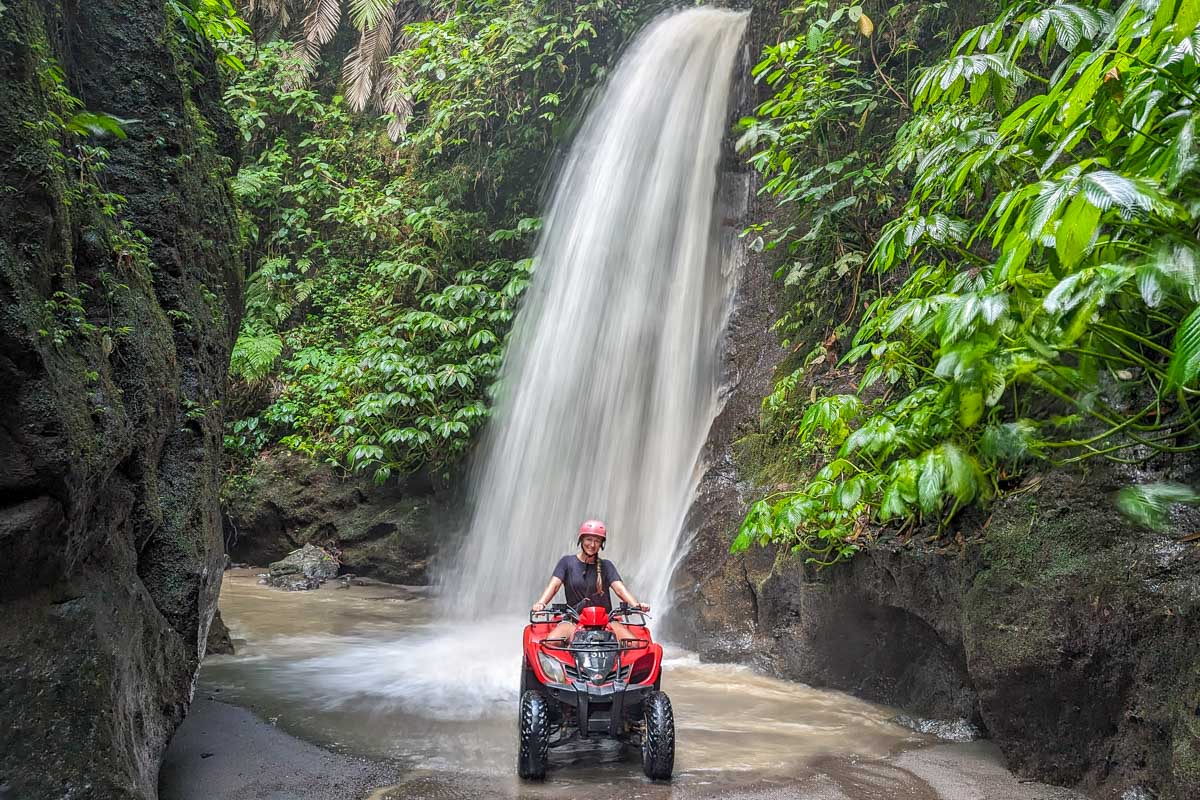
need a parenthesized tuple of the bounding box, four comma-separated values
(224, 2, 641, 481)
(170, 0, 252, 72)
(239, 1, 626, 139)
(735, 0, 1200, 562)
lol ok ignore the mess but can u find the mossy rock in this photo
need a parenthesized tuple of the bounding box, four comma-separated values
(964, 467, 1200, 798)
(223, 447, 452, 585)
(0, 1, 241, 796)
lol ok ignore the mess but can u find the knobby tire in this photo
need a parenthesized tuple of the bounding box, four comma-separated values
(641, 690, 674, 780)
(518, 689, 550, 780)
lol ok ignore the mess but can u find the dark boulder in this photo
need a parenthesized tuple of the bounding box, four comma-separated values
(223, 448, 453, 584)
(205, 610, 234, 657)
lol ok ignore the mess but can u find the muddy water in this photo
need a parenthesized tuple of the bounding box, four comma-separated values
(201, 571, 924, 797)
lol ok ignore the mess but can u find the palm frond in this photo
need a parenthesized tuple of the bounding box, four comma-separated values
(378, 60, 414, 140)
(348, 0, 395, 30)
(247, 0, 294, 27)
(303, 0, 342, 46)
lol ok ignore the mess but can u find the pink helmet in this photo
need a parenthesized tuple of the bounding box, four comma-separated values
(578, 519, 607, 541)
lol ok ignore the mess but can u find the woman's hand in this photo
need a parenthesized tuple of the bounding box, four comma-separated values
(635, 602, 650, 612)
(531, 602, 546, 612)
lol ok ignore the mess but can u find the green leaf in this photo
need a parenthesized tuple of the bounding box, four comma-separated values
(731, 499, 774, 553)
(879, 481, 909, 520)
(1060, 56, 1108, 129)
(980, 420, 1043, 463)
(959, 387, 984, 428)
(1168, 305, 1200, 388)
(1176, 0, 1200, 43)
(65, 111, 135, 138)
(1164, 113, 1197, 190)
(916, 451, 945, 513)
(1079, 171, 1161, 215)
(1154, 0, 1180, 37)
(1116, 482, 1200, 531)
(1055, 192, 1101, 268)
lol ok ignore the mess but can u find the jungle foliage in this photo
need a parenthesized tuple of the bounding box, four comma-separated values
(224, 1, 642, 482)
(734, 0, 1200, 563)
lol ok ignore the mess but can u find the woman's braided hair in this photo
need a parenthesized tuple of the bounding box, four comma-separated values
(581, 536, 604, 600)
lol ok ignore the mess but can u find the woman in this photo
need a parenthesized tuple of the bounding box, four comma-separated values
(531, 519, 649, 643)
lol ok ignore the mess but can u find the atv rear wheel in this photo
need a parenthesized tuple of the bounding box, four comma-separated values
(641, 690, 674, 780)
(518, 689, 550, 780)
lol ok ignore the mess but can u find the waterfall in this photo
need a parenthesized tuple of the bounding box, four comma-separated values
(448, 7, 748, 616)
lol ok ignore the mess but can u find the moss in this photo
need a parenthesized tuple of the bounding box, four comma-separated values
(979, 487, 1139, 595)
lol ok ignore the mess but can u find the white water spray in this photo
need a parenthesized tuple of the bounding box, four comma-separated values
(449, 8, 748, 615)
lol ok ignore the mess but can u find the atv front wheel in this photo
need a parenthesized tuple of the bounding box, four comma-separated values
(641, 690, 675, 780)
(519, 656, 538, 695)
(517, 689, 550, 780)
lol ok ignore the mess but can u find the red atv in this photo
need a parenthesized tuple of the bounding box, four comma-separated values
(518, 602, 675, 780)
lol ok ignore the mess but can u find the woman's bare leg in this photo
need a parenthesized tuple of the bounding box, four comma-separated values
(547, 621, 576, 641)
(609, 621, 636, 643)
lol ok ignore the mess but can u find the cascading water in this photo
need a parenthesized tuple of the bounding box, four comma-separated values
(449, 7, 749, 616)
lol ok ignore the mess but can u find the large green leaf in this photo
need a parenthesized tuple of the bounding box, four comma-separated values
(1168, 305, 1200, 388)
(1055, 192, 1101, 268)
(1176, 0, 1200, 43)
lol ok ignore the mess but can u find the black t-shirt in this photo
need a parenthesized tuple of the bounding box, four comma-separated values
(552, 555, 622, 611)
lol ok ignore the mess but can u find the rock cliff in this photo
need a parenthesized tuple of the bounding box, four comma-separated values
(0, 1, 241, 797)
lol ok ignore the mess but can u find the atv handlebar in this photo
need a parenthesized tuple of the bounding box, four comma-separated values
(540, 637, 650, 654)
(609, 603, 651, 625)
(529, 603, 577, 624)
(528, 601, 651, 625)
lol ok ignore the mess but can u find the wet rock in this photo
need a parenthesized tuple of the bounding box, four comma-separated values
(678, 462, 1200, 799)
(205, 610, 234, 657)
(266, 545, 339, 591)
(222, 448, 456, 584)
(892, 714, 984, 742)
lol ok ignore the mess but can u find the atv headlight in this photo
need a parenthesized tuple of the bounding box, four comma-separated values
(538, 651, 567, 684)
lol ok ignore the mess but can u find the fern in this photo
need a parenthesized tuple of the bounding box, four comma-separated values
(231, 329, 284, 383)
